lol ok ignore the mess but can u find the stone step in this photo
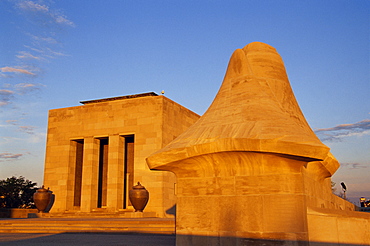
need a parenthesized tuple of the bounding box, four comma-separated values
(0, 218, 175, 234)
(28, 211, 157, 218)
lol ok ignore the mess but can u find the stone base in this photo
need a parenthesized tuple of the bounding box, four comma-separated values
(1, 217, 175, 234)
(122, 212, 157, 218)
(0, 208, 38, 218)
(28, 212, 47, 218)
(28, 211, 157, 218)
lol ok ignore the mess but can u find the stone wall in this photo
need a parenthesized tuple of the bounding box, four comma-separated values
(0, 208, 38, 218)
(43, 94, 199, 217)
(307, 206, 370, 245)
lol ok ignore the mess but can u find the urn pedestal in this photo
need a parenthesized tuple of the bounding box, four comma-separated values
(129, 182, 149, 212)
(33, 186, 52, 213)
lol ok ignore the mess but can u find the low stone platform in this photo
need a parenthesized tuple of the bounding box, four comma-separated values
(0, 217, 175, 234)
(28, 211, 157, 218)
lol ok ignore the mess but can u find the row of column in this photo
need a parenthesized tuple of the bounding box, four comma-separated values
(68, 134, 134, 212)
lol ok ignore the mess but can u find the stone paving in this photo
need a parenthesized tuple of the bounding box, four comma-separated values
(0, 233, 176, 246)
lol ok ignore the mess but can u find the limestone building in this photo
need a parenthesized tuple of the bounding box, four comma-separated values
(43, 92, 199, 217)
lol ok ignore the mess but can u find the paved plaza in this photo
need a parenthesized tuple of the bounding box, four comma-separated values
(0, 233, 176, 246)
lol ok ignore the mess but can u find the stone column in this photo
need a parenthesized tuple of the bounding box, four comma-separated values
(66, 140, 78, 210)
(106, 134, 124, 210)
(80, 137, 99, 212)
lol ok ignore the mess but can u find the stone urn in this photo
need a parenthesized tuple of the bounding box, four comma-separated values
(129, 182, 149, 212)
(33, 186, 52, 213)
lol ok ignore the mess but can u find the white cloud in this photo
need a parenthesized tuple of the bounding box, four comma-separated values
(15, 83, 44, 94)
(315, 119, 370, 142)
(18, 1, 49, 13)
(55, 15, 75, 26)
(0, 89, 15, 107)
(17, 0, 75, 27)
(15, 83, 37, 88)
(18, 125, 36, 135)
(6, 120, 18, 125)
(30, 35, 57, 44)
(44, 48, 68, 58)
(0, 89, 14, 95)
(16, 51, 43, 60)
(341, 163, 369, 169)
(22, 45, 68, 60)
(0, 66, 35, 75)
(24, 45, 44, 53)
(0, 82, 44, 107)
(0, 152, 23, 162)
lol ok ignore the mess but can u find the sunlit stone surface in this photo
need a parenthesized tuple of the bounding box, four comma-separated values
(43, 94, 199, 217)
(147, 42, 370, 245)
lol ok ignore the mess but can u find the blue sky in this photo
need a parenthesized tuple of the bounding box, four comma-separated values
(0, 0, 369, 204)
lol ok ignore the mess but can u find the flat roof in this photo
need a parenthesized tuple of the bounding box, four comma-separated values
(80, 92, 159, 105)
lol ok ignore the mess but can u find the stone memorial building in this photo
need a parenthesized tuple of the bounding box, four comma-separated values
(43, 92, 199, 217)
(42, 42, 369, 245)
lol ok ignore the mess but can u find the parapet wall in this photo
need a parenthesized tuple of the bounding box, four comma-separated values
(303, 159, 356, 212)
(0, 208, 38, 218)
(307, 206, 370, 245)
(329, 193, 357, 211)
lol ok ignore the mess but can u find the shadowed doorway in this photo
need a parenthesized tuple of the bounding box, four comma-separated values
(123, 135, 134, 208)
